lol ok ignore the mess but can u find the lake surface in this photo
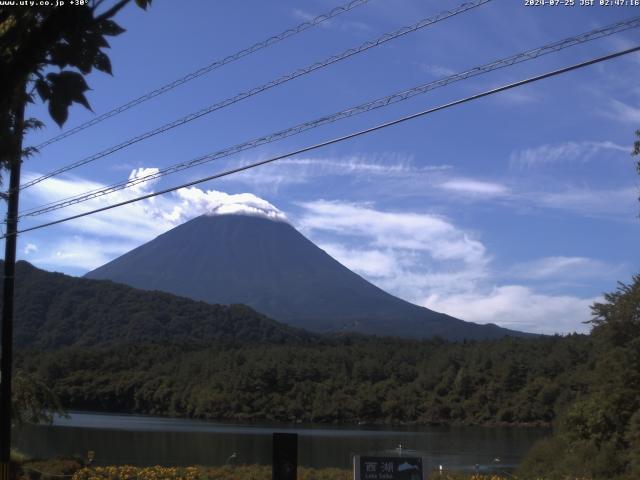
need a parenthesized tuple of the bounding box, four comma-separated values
(15, 412, 549, 471)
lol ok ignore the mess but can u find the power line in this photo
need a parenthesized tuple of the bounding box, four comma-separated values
(18, 16, 640, 219)
(7, 45, 639, 239)
(32, 0, 373, 150)
(21, 0, 492, 191)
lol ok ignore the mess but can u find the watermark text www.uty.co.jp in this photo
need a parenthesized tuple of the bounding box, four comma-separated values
(0, 0, 87, 7)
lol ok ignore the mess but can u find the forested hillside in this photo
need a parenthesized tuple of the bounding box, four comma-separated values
(17, 334, 592, 426)
(85, 214, 525, 340)
(3, 260, 314, 348)
(8, 260, 640, 479)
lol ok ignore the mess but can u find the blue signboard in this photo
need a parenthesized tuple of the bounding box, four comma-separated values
(353, 455, 424, 480)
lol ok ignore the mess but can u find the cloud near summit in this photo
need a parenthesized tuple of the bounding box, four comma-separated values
(168, 188, 288, 223)
(20, 167, 602, 333)
(19, 168, 287, 270)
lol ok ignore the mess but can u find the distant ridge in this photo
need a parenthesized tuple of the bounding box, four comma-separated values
(86, 214, 528, 340)
(3, 260, 313, 349)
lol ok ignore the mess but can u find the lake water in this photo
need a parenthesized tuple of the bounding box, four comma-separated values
(14, 412, 549, 472)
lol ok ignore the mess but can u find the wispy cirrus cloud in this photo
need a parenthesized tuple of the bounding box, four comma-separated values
(509, 256, 618, 281)
(319, 243, 399, 279)
(291, 8, 331, 27)
(534, 186, 638, 218)
(605, 99, 640, 124)
(297, 199, 600, 334)
(510, 140, 629, 169)
(494, 87, 539, 105)
(298, 200, 490, 304)
(21, 168, 287, 240)
(438, 178, 509, 197)
(416, 63, 456, 77)
(341, 20, 371, 33)
(297, 200, 487, 265)
(18, 168, 287, 271)
(18, 168, 613, 334)
(29, 236, 139, 272)
(222, 154, 451, 192)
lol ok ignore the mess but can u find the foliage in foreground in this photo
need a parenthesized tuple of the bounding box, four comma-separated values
(14, 456, 604, 480)
(14, 457, 602, 480)
(67, 465, 351, 480)
(11, 370, 65, 426)
(29, 463, 592, 480)
(65, 465, 521, 480)
(519, 275, 640, 480)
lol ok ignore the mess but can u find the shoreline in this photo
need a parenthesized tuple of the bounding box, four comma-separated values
(53, 409, 554, 431)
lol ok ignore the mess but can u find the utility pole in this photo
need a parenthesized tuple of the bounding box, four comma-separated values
(0, 86, 25, 480)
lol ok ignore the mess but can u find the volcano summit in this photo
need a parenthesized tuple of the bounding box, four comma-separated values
(86, 213, 524, 340)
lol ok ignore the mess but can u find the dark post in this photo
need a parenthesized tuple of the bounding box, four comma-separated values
(272, 432, 297, 480)
(0, 90, 25, 480)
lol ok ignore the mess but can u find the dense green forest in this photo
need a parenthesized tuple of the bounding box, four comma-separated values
(13, 274, 640, 479)
(3, 261, 314, 348)
(519, 275, 640, 480)
(6, 257, 640, 479)
(17, 334, 592, 426)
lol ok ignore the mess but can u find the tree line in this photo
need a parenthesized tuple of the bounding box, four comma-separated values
(12, 273, 640, 479)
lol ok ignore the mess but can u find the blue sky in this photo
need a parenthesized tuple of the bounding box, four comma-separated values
(6, 0, 640, 334)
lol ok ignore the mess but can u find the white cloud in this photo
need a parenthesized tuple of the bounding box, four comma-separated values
(20, 171, 170, 242)
(224, 154, 450, 191)
(423, 286, 598, 335)
(20, 168, 605, 334)
(30, 236, 138, 271)
(292, 8, 331, 27)
(23, 243, 38, 255)
(509, 256, 615, 281)
(298, 200, 492, 303)
(604, 36, 640, 66)
(298, 200, 487, 265)
(535, 186, 638, 218)
(438, 178, 509, 196)
(605, 99, 640, 124)
(341, 20, 371, 33)
(21, 168, 286, 246)
(127, 167, 161, 194)
(493, 86, 539, 106)
(298, 200, 600, 334)
(319, 243, 398, 279)
(510, 141, 629, 169)
(417, 63, 456, 77)
(171, 188, 287, 223)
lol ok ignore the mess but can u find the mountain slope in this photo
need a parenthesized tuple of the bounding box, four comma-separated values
(3, 260, 313, 349)
(86, 214, 525, 340)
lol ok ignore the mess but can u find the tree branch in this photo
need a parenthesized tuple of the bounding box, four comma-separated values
(95, 0, 131, 22)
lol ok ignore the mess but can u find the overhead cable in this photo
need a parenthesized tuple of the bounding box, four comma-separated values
(7, 44, 639, 239)
(21, 0, 492, 190)
(18, 16, 640, 219)
(33, 0, 374, 150)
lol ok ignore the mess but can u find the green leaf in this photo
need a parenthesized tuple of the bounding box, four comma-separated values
(75, 48, 94, 75)
(98, 19, 126, 36)
(92, 33, 111, 49)
(73, 91, 92, 111)
(93, 51, 112, 75)
(24, 118, 45, 130)
(49, 42, 77, 69)
(35, 79, 50, 101)
(135, 0, 152, 9)
(48, 99, 68, 127)
(45, 70, 93, 125)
